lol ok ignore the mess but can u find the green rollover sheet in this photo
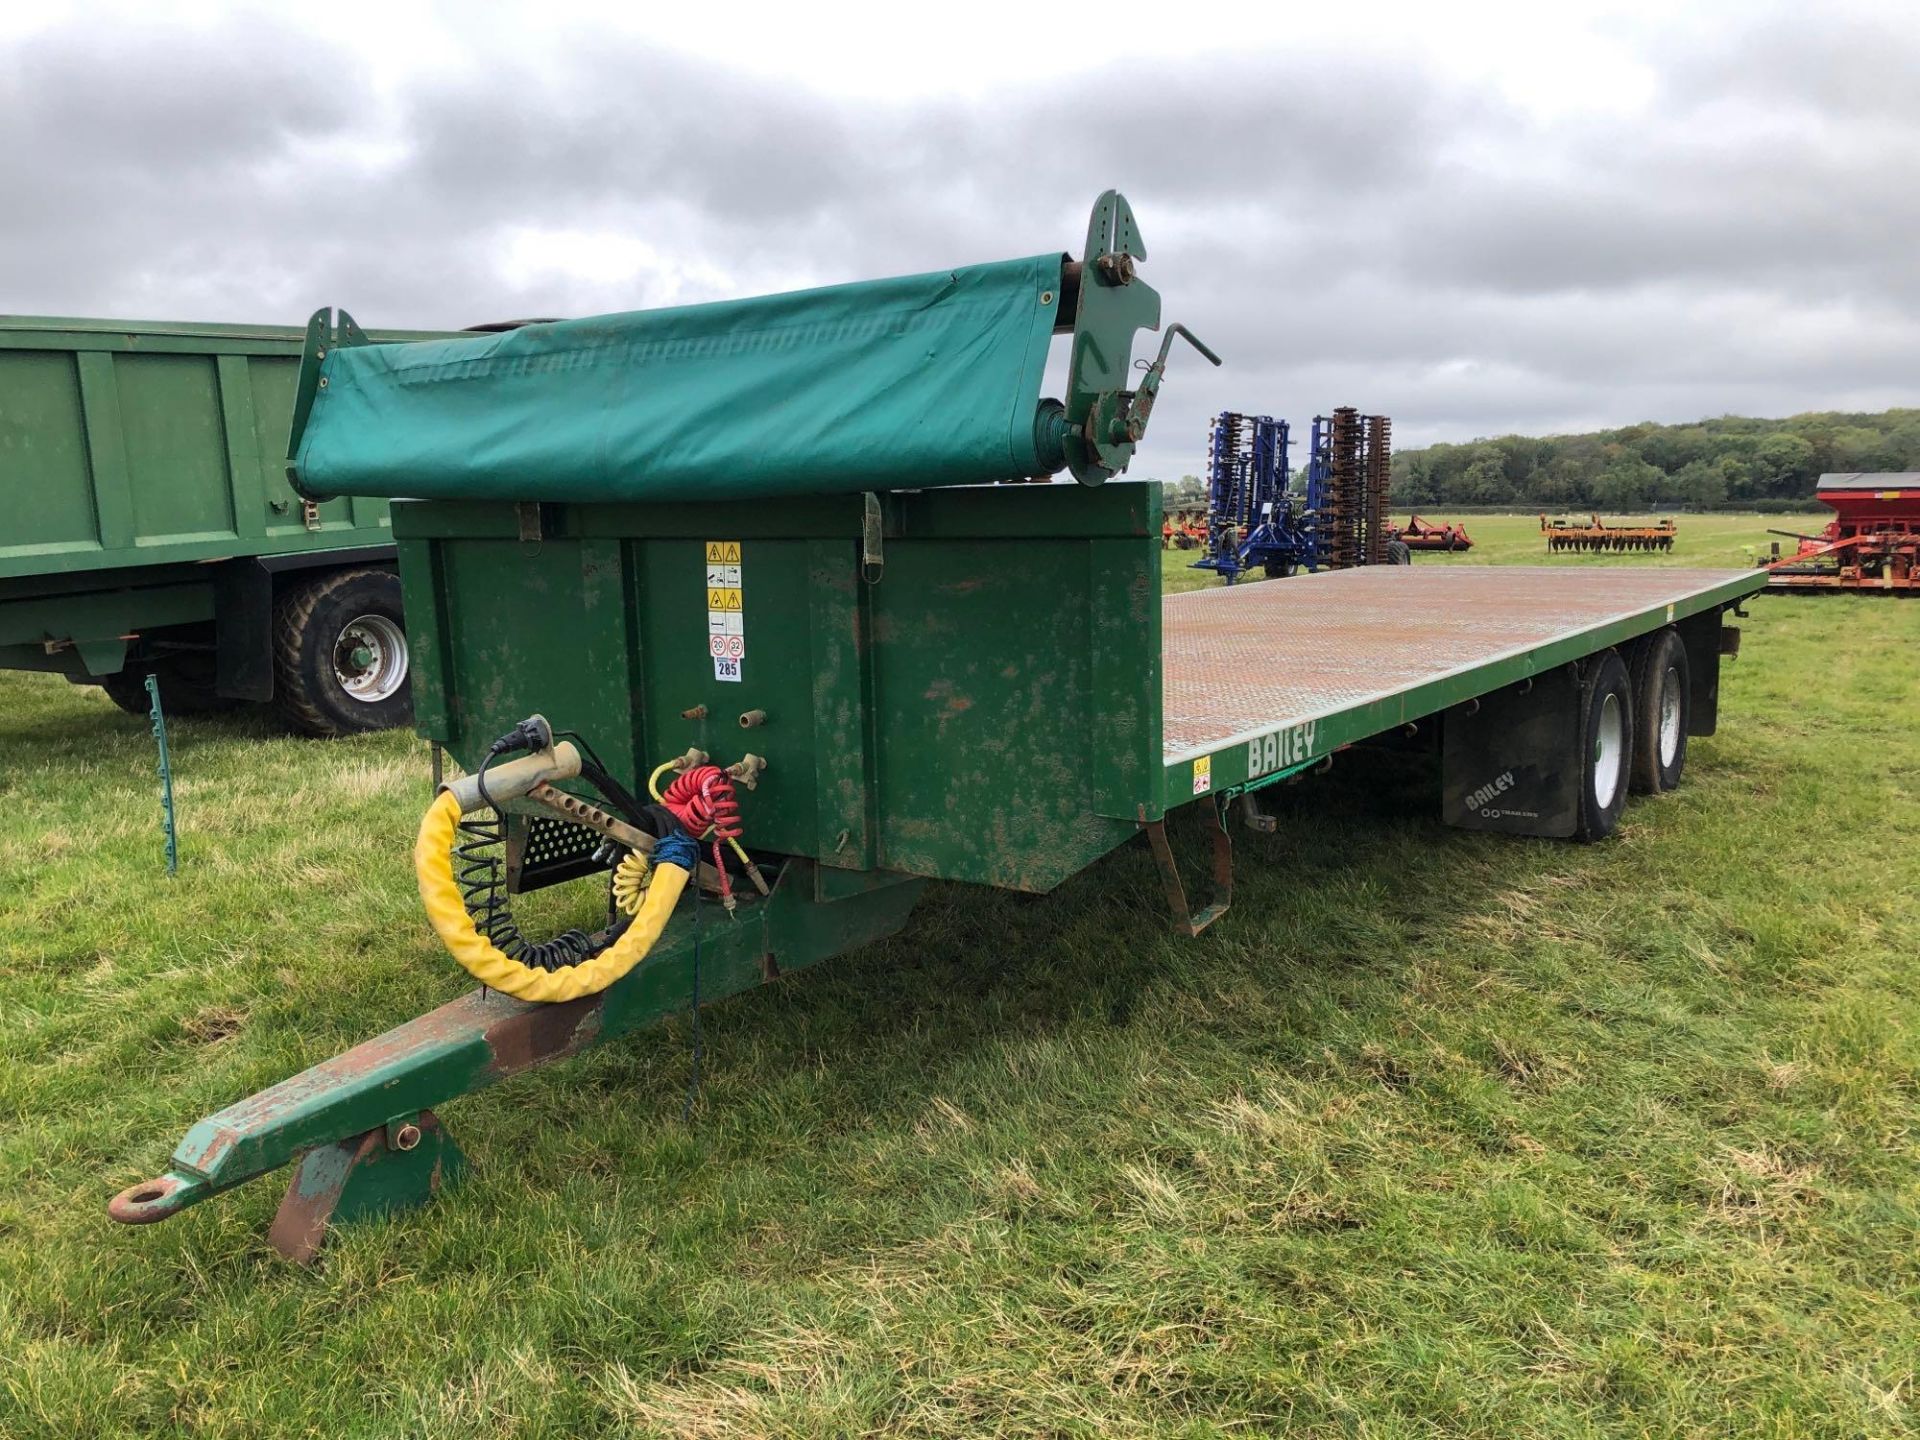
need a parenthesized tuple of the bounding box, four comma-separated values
(293, 254, 1068, 503)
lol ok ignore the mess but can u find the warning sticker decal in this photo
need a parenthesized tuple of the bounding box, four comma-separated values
(705, 541, 744, 681)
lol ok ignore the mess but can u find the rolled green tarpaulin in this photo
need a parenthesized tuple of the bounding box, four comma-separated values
(293, 253, 1068, 503)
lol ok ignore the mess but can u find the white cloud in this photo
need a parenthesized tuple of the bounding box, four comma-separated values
(4, 0, 1917, 482)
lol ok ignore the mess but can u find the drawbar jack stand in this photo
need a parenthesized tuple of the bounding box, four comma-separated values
(1140, 800, 1233, 935)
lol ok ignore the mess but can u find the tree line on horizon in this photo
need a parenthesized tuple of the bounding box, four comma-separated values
(1385, 408, 1920, 513)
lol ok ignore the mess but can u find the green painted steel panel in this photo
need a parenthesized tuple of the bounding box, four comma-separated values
(215, 354, 267, 543)
(0, 317, 451, 584)
(295, 255, 1068, 505)
(118, 353, 238, 544)
(0, 581, 212, 682)
(75, 352, 136, 553)
(395, 484, 1161, 893)
(0, 351, 95, 555)
(867, 538, 1135, 888)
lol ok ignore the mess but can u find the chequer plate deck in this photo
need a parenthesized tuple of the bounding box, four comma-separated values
(1162, 565, 1760, 764)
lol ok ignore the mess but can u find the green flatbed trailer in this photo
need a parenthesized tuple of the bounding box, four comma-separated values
(103, 195, 1767, 1259)
(105, 483, 1763, 1258)
(0, 315, 447, 733)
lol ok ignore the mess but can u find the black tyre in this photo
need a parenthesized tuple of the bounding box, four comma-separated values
(1386, 540, 1412, 565)
(99, 668, 156, 717)
(1575, 648, 1633, 841)
(1628, 628, 1689, 795)
(99, 650, 228, 717)
(273, 568, 412, 737)
(1263, 559, 1296, 578)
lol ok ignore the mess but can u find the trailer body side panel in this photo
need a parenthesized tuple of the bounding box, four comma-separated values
(395, 484, 1164, 894)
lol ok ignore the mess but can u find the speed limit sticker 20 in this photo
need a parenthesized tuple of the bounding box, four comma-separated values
(704, 541, 745, 682)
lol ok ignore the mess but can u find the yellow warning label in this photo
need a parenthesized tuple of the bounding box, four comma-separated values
(707, 587, 744, 611)
(705, 540, 742, 563)
(1192, 755, 1212, 795)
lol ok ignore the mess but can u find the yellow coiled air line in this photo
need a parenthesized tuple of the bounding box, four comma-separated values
(414, 788, 690, 1004)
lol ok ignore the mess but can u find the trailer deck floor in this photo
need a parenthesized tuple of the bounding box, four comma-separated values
(1162, 565, 1755, 762)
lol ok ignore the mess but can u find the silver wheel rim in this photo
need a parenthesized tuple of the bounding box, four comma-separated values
(1657, 666, 1681, 768)
(333, 614, 408, 703)
(1593, 691, 1624, 809)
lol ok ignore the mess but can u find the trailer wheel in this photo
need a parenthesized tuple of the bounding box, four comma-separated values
(1386, 540, 1412, 565)
(1629, 629, 1689, 794)
(1575, 649, 1633, 841)
(272, 568, 412, 737)
(100, 652, 228, 717)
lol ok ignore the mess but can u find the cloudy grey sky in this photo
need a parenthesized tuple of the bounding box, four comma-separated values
(4, 0, 1916, 480)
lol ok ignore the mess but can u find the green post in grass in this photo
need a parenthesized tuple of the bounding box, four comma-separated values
(144, 673, 177, 875)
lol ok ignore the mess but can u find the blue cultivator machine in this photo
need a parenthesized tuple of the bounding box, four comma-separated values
(1192, 413, 1314, 583)
(1193, 408, 1396, 584)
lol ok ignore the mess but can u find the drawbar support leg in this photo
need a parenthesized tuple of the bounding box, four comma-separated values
(1140, 800, 1233, 936)
(268, 1109, 467, 1264)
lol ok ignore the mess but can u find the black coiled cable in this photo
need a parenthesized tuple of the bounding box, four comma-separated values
(458, 748, 607, 971)
(452, 805, 604, 971)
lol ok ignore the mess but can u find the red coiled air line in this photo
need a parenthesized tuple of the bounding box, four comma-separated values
(661, 764, 741, 902)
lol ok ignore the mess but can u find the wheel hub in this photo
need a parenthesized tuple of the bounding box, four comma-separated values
(333, 614, 408, 703)
(1658, 666, 1682, 768)
(1593, 691, 1624, 809)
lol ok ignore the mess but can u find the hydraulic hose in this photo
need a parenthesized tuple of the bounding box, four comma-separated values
(414, 788, 694, 1003)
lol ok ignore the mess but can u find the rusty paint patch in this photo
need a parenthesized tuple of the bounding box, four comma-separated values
(266, 1110, 463, 1265)
(482, 993, 605, 1075)
(185, 1122, 247, 1173)
(268, 1129, 380, 1265)
(106, 1172, 194, 1225)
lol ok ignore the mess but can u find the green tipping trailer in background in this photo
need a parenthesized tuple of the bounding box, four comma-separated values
(0, 315, 449, 734)
(104, 195, 1767, 1260)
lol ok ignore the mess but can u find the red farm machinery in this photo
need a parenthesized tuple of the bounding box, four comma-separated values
(1390, 514, 1473, 552)
(1162, 506, 1208, 549)
(1763, 473, 1920, 594)
(1542, 513, 1677, 553)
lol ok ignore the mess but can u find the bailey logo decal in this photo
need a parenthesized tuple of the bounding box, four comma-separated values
(1245, 721, 1317, 779)
(1464, 770, 1515, 813)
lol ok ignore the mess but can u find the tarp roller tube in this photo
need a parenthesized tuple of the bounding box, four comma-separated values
(293, 254, 1070, 505)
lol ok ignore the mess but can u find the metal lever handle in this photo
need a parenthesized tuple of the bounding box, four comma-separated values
(1154, 323, 1222, 370)
(1121, 323, 1222, 446)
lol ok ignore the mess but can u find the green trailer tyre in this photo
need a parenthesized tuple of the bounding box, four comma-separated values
(1575, 648, 1633, 841)
(272, 568, 412, 737)
(1629, 628, 1690, 795)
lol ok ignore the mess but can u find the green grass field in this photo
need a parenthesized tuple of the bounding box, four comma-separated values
(4, 512, 1917, 1437)
(1162, 511, 1822, 593)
